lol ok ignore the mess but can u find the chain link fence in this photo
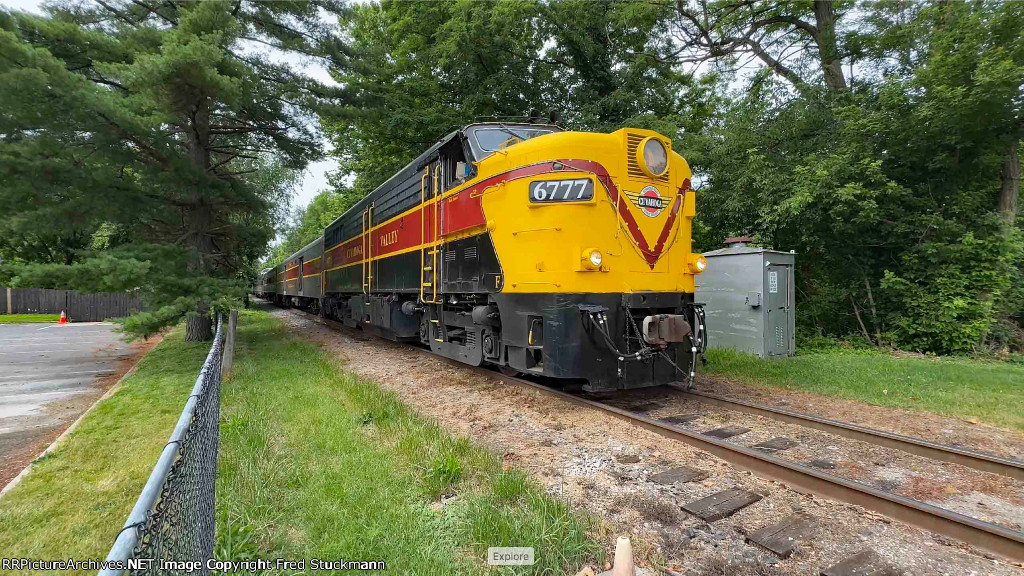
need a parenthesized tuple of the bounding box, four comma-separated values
(100, 317, 225, 576)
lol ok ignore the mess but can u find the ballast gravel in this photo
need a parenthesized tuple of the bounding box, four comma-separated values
(272, 307, 1024, 576)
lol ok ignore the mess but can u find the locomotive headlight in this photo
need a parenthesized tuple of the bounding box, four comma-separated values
(638, 137, 668, 177)
(581, 247, 603, 270)
(692, 253, 708, 272)
(687, 254, 708, 274)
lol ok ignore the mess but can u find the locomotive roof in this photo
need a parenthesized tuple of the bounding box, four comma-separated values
(277, 235, 325, 271)
(324, 123, 559, 233)
(296, 235, 323, 255)
(324, 128, 460, 233)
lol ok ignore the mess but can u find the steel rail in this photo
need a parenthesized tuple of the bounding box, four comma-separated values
(284, 306, 1024, 564)
(671, 387, 1024, 482)
(492, 371, 1024, 564)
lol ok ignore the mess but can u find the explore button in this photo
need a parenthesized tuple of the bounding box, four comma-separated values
(487, 547, 535, 566)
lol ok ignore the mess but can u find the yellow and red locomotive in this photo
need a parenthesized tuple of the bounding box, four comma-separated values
(258, 123, 707, 392)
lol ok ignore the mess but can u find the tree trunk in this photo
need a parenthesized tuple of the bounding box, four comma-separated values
(184, 96, 215, 342)
(863, 275, 882, 342)
(813, 0, 847, 92)
(998, 139, 1020, 225)
(849, 293, 874, 345)
(185, 313, 214, 342)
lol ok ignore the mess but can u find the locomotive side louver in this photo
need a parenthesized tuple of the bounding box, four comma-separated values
(626, 133, 669, 183)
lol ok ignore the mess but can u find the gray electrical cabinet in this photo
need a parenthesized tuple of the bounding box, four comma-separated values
(696, 238, 796, 358)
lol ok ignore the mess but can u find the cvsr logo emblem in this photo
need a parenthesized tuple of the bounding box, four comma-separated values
(634, 185, 665, 218)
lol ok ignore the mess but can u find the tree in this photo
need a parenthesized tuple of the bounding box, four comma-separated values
(687, 1, 1024, 353)
(1, 1, 339, 339)
(670, 0, 850, 94)
(322, 0, 712, 196)
(322, 0, 556, 196)
(862, 1, 1023, 227)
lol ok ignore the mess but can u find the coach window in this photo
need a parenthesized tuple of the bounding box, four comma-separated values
(297, 257, 303, 291)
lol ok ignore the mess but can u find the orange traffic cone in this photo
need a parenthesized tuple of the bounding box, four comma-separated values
(59, 310, 68, 324)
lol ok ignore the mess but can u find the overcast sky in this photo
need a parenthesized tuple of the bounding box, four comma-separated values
(0, 0, 340, 213)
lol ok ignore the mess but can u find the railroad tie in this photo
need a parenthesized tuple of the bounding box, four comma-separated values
(702, 426, 750, 439)
(682, 488, 762, 522)
(753, 436, 799, 453)
(659, 414, 699, 425)
(819, 550, 901, 576)
(649, 466, 708, 485)
(624, 401, 663, 414)
(745, 514, 818, 559)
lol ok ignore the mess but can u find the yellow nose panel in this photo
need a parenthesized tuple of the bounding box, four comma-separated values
(467, 127, 697, 294)
(616, 180, 687, 268)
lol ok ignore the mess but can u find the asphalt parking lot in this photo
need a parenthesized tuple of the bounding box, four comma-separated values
(0, 322, 140, 489)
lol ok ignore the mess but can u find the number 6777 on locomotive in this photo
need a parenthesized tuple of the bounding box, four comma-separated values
(257, 123, 709, 393)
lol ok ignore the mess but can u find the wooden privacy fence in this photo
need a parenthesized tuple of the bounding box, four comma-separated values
(3, 287, 142, 322)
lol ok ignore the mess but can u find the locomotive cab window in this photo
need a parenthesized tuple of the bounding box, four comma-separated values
(465, 124, 560, 161)
(436, 135, 471, 192)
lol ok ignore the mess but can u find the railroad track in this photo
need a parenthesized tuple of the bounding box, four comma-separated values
(669, 387, 1024, 482)
(281, 306, 1024, 565)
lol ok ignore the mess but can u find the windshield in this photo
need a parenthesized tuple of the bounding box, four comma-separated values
(466, 124, 559, 159)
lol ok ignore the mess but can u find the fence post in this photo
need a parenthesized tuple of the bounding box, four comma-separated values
(5, 287, 10, 315)
(222, 310, 238, 379)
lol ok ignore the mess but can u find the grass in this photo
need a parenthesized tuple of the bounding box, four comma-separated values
(217, 309, 603, 574)
(704, 346, 1024, 431)
(0, 309, 602, 574)
(0, 328, 212, 572)
(0, 314, 61, 323)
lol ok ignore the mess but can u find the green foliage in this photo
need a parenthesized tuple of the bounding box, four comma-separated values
(704, 345, 1024, 431)
(424, 450, 464, 499)
(323, 0, 711, 197)
(691, 1, 1024, 354)
(0, 1, 333, 338)
(0, 314, 61, 324)
(880, 228, 1023, 354)
(491, 469, 530, 502)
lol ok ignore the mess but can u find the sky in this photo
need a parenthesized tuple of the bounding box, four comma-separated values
(0, 0, 340, 212)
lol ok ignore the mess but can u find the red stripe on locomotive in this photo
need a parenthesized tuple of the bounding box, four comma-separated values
(302, 259, 320, 277)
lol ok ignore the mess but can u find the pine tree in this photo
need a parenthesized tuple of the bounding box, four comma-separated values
(0, 1, 341, 340)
